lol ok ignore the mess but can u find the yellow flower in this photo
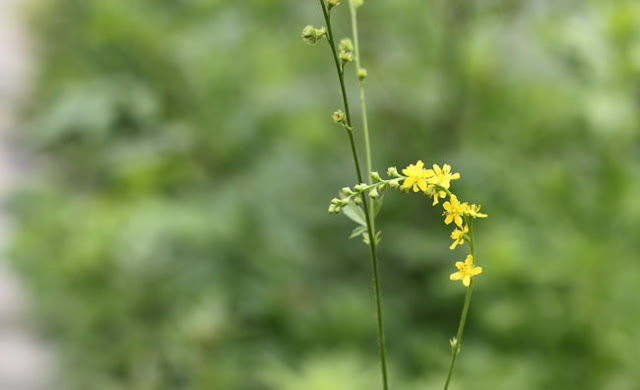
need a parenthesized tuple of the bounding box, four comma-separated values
(449, 224, 469, 250)
(425, 186, 447, 206)
(402, 160, 434, 192)
(450, 254, 483, 287)
(428, 164, 460, 190)
(465, 204, 488, 218)
(442, 194, 468, 227)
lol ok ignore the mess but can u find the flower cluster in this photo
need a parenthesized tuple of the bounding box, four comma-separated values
(399, 160, 486, 286)
(329, 160, 486, 287)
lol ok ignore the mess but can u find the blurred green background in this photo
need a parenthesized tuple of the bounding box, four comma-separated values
(8, 0, 640, 389)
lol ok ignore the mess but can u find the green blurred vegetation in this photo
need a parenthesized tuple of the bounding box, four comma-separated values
(8, 0, 640, 389)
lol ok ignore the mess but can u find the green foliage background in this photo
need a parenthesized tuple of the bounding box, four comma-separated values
(9, 0, 640, 389)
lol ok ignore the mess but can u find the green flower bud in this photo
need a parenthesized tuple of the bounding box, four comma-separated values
(354, 183, 367, 192)
(370, 171, 382, 181)
(339, 38, 354, 53)
(328, 0, 340, 9)
(354, 196, 362, 205)
(389, 178, 401, 189)
(378, 182, 388, 191)
(369, 188, 379, 198)
(358, 68, 368, 80)
(341, 187, 354, 195)
(350, 0, 364, 7)
(332, 109, 345, 123)
(387, 166, 400, 177)
(301, 25, 326, 45)
(339, 50, 354, 63)
(328, 204, 336, 213)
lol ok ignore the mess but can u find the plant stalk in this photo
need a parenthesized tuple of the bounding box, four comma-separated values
(443, 218, 476, 390)
(318, 2, 389, 390)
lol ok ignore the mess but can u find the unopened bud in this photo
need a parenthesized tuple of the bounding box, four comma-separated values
(354, 183, 367, 192)
(378, 183, 387, 191)
(332, 109, 345, 123)
(328, 0, 340, 9)
(369, 188, 379, 198)
(339, 50, 353, 63)
(354, 196, 362, 205)
(389, 178, 401, 189)
(341, 187, 354, 195)
(387, 166, 400, 177)
(339, 38, 353, 53)
(358, 68, 368, 80)
(370, 171, 382, 181)
(301, 25, 326, 45)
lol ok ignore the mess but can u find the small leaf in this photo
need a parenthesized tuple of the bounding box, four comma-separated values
(349, 225, 367, 239)
(342, 201, 366, 226)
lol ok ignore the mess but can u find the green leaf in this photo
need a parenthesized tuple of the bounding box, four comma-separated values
(349, 225, 367, 239)
(342, 201, 366, 226)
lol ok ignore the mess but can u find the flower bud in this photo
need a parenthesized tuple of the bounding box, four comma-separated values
(339, 38, 353, 53)
(369, 188, 379, 198)
(332, 109, 345, 123)
(354, 196, 362, 205)
(339, 50, 354, 63)
(301, 25, 326, 45)
(328, 0, 340, 9)
(370, 171, 382, 181)
(354, 183, 367, 192)
(358, 68, 368, 80)
(387, 166, 400, 177)
(341, 187, 354, 195)
(350, 0, 364, 7)
(378, 183, 387, 191)
(389, 178, 400, 189)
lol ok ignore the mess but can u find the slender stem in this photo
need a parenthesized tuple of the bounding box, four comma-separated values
(443, 281, 473, 390)
(349, 2, 373, 184)
(318, 2, 389, 390)
(443, 218, 476, 390)
(348, 1, 378, 273)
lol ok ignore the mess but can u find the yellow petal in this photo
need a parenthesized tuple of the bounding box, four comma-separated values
(463, 276, 471, 286)
(471, 266, 483, 276)
(450, 272, 462, 280)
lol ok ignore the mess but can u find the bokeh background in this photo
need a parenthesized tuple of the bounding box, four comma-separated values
(3, 0, 640, 389)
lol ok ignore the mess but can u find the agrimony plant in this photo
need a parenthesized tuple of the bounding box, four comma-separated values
(302, 1, 488, 389)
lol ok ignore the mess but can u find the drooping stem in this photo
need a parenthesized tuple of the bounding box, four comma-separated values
(443, 218, 475, 390)
(318, 2, 389, 390)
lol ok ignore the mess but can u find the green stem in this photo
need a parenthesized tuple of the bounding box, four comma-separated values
(318, 2, 389, 390)
(349, 1, 373, 184)
(443, 218, 475, 390)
